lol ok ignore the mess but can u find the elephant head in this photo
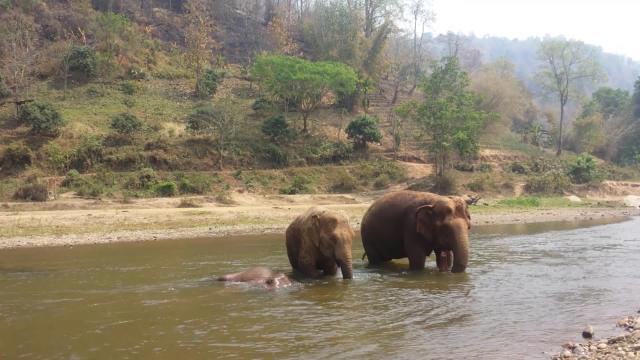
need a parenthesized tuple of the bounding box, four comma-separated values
(415, 196, 471, 273)
(310, 211, 354, 279)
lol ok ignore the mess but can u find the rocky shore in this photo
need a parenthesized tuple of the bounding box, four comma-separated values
(552, 314, 640, 359)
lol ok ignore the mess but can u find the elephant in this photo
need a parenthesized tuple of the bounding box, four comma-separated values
(217, 266, 292, 289)
(361, 191, 471, 273)
(285, 207, 355, 279)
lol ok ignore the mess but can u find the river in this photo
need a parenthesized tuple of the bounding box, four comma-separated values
(1, 217, 639, 359)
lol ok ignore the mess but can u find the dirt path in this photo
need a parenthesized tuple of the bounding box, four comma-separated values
(1, 192, 638, 249)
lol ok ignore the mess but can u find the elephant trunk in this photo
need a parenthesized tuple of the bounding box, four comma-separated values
(336, 247, 353, 279)
(450, 219, 469, 273)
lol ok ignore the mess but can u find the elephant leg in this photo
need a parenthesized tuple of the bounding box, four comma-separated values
(404, 233, 427, 270)
(436, 250, 452, 272)
(319, 257, 338, 276)
(298, 259, 323, 278)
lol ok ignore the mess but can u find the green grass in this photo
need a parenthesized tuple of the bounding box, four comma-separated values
(497, 196, 541, 207)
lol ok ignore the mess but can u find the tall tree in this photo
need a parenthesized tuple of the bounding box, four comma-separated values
(633, 77, 640, 120)
(536, 39, 604, 156)
(184, 0, 214, 94)
(0, 10, 38, 105)
(407, 0, 433, 94)
(406, 56, 493, 176)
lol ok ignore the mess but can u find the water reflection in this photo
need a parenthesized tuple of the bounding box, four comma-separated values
(0, 217, 638, 359)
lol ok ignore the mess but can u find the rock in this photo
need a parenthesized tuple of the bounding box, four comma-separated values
(597, 343, 608, 350)
(589, 345, 598, 352)
(582, 325, 595, 339)
(561, 349, 572, 358)
(572, 345, 585, 355)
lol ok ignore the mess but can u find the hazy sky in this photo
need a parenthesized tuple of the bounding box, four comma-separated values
(430, 0, 640, 61)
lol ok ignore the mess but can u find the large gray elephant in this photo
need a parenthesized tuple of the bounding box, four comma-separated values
(361, 191, 471, 273)
(286, 207, 354, 279)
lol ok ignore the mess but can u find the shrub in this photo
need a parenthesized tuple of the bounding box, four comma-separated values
(345, 115, 382, 150)
(126, 66, 147, 80)
(262, 115, 291, 143)
(177, 173, 211, 194)
(85, 85, 104, 98)
(0, 74, 10, 99)
(373, 174, 390, 189)
(478, 163, 493, 173)
(69, 136, 104, 171)
(18, 102, 66, 135)
(177, 198, 201, 208)
(431, 173, 458, 195)
(525, 171, 570, 194)
(13, 183, 48, 202)
(195, 69, 220, 98)
(62, 169, 82, 187)
(153, 181, 178, 197)
(110, 113, 143, 134)
(119, 81, 137, 95)
(329, 141, 352, 163)
(568, 153, 600, 184)
(1, 144, 32, 170)
(66, 45, 97, 81)
(252, 97, 272, 111)
(507, 161, 529, 174)
(137, 167, 158, 189)
(280, 176, 311, 194)
(76, 181, 106, 198)
(263, 144, 289, 167)
(329, 170, 358, 193)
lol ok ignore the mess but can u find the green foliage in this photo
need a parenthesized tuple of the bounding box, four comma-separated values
(69, 136, 104, 171)
(261, 115, 291, 144)
(195, 69, 220, 98)
(66, 46, 97, 81)
(252, 54, 358, 132)
(345, 115, 382, 150)
(119, 81, 137, 95)
(62, 169, 81, 187)
(176, 173, 211, 194)
(525, 171, 570, 194)
(280, 175, 312, 194)
(13, 183, 48, 202)
(431, 173, 458, 195)
(634, 77, 640, 119)
(153, 181, 178, 197)
(466, 174, 497, 192)
(568, 153, 601, 184)
(110, 113, 143, 134)
(252, 97, 273, 112)
(262, 143, 289, 167)
(1, 143, 33, 171)
(407, 56, 493, 175)
(352, 160, 407, 186)
(18, 102, 66, 135)
(329, 170, 358, 193)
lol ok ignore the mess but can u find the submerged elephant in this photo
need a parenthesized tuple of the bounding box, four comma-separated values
(361, 191, 471, 273)
(217, 266, 292, 289)
(286, 207, 354, 279)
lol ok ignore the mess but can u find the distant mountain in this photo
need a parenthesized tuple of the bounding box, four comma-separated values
(431, 34, 640, 93)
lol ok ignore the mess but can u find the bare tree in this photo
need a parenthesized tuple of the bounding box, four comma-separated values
(184, 0, 214, 92)
(536, 39, 604, 155)
(407, 0, 433, 94)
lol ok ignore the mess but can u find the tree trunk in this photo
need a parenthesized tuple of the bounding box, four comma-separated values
(302, 112, 309, 133)
(557, 101, 565, 156)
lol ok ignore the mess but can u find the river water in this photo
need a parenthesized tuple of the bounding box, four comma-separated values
(1, 217, 639, 359)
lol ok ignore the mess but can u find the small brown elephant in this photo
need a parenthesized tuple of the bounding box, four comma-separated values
(361, 191, 471, 273)
(285, 207, 354, 279)
(217, 267, 292, 289)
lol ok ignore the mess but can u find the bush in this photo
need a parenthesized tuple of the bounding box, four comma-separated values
(568, 153, 600, 184)
(373, 174, 390, 189)
(153, 181, 178, 197)
(195, 69, 220, 98)
(110, 113, 143, 134)
(431, 173, 458, 195)
(280, 176, 311, 194)
(252, 97, 273, 111)
(0, 74, 10, 99)
(525, 171, 570, 194)
(262, 115, 291, 143)
(478, 163, 493, 173)
(62, 169, 81, 187)
(86, 85, 104, 98)
(137, 167, 158, 189)
(262, 144, 289, 167)
(13, 183, 48, 202)
(66, 46, 97, 81)
(126, 66, 147, 80)
(507, 161, 529, 174)
(345, 115, 382, 150)
(177, 173, 211, 194)
(69, 136, 104, 171)
(119, 81, 137, 95)
(76, 181, 106, 198)
(1, 144, 33, 170)
(18, 102, 66, 135)
(329, 170, 358, 193)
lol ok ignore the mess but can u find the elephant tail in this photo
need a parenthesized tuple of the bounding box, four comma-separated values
(361, 252, 368, 261)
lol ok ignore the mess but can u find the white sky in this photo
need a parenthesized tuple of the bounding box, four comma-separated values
(429, 0, 640, 61)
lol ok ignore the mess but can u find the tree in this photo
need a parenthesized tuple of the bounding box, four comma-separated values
(186, 99, 239, 170)
(18, 101, 66, 136)
(407, 56, 493, 176)
(345, 115, 382, 151)
(252, 55, 358, 133)
(536, 38, 604, 156)
(262, 115, 292, 144)
(184, 0, 214, 95)
(0, 10, 38, 105)
(195, 69, 220, 99)
(407, 0, 433, 94)
(633, 77, 640, 120)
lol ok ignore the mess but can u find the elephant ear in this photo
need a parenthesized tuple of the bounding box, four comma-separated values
(450, 196, 471, 229)
(308, 213, 322, 248)
(415, 204, 434, 236)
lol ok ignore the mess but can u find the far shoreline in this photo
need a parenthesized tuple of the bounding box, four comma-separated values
(1, 201, 638, 250)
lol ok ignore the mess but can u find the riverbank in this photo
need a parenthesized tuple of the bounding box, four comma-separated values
(1, 193, 639, 249)
(552, 314, 640, 359)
